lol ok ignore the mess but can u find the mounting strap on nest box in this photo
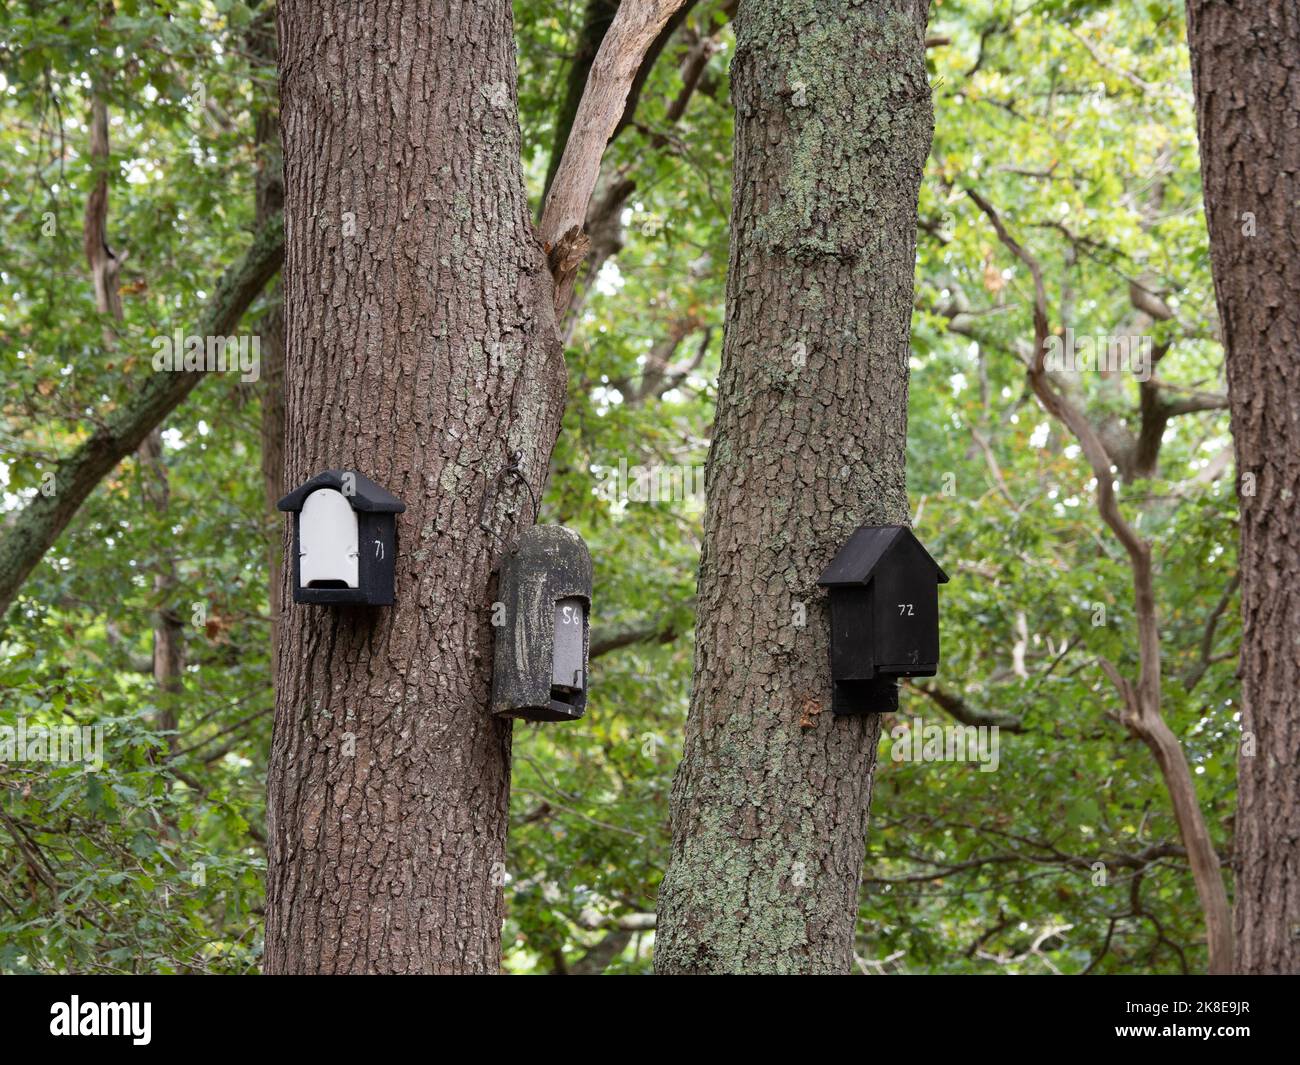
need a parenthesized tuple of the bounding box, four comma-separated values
(478, 450, 540, 554)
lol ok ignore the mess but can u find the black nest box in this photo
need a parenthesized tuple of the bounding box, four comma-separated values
(491, 525, 592, 722)
(817, 524, 949, 715)
(277, 470, 405, 605)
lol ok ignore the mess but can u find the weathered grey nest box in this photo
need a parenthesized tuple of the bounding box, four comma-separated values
(817, 524, 949, 715)
(277, 470, 405, 606)
(491, 525, 592, 722)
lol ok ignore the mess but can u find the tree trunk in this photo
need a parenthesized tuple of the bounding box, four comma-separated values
(265, 0, 565, 974)
(137, 428, 184, 752)
(1186, 0, 1300, 975)
(259, 302, 286, 660)
(250, 7, 286, 665)
(84, 92, 184, 748)
(655, 0, 933, 974)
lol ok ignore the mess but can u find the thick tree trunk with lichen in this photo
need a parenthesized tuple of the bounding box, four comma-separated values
(654, 0, 933, 974)
(1186, 0, 1300, 976)
(265, 0, 565, 973)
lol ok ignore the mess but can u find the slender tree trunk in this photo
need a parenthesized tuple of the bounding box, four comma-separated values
(137, 429, 184, 751)
(249, 6, 286, 665)
(84, 92, 183, 746)
(259, 305, 285, 658)
(1186, 0, 1300, 975)
(655, 0, 933, 974)
(265, 0, 565, 973)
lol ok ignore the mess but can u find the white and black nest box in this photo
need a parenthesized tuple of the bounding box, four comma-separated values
(277, 470, 405, 606)
(491, 525, 592, 723)
(817, 524, 949, 715)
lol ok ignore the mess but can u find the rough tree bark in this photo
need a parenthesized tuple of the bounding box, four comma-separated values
(655, 0, 934, 973)
(264, 0, 566, 973)
(1186, 0, 1300, 975)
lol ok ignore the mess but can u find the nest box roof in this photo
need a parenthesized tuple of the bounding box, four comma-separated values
(276, 470, 406, 514)
(817, 524, 949, 586)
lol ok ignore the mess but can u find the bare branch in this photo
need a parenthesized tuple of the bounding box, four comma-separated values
(590, 602, 693, 658)
(1162, 387, 1231, 417)
(905, 680, 1026, 732)
(540, 0, 691, 310)
(1183, 572, 1240, 692)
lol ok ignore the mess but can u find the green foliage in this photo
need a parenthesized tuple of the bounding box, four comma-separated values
(1, 0, 273, 972)
(881, 0, 1237, 973)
